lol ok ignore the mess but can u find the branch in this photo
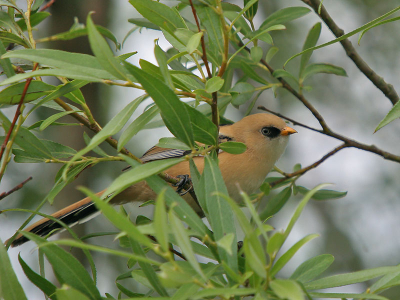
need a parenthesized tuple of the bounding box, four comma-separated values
(302, 0, 399, 105)
(258, 106, 400, 164)
(39, 0, 56, 12)
(0, 176, 32, 201)
(188, 0, 219, 136)
(270, 144, 347, 188)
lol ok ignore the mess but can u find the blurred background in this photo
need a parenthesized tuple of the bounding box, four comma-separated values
(1, 0, 400, 299)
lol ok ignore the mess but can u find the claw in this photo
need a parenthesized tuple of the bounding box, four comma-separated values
(173, 175, 193, 196)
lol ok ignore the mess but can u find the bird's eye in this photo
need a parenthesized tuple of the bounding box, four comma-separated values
(261, 126, 281, 138)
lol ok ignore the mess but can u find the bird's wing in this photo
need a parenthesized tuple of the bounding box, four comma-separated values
(141, 146, 191, 163)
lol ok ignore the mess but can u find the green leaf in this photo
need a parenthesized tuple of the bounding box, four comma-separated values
(0, 40, 15, 77)
(244, 233, 267, 278)
(155, 44, 174, 88)
(260, 186, 292, 221)
(190, 287, 257, 299)
(260, 7, 310, 30)
(305, 265, 400, 290)
(358, 16, 400, 45)
(55, 285, 91, 300)
(2, 49, 116, 81)
(244, 0, 258, 21)
(197, 5, 224, 60)
(129, 239, 169, 296)
(285, 6, 400, 67)
(230, 82, 255, 106)
(82, 132, 108, 157)
(0, 81, 54, 105)
(186, 32, 202, 54)
(153, 189, 169, 253)
(40, 110, 81, 131)
(0, 239, 27, 300)
(186, 104, 218, 145)
(309, 292, 388, 300)
(270, 279, 304, 300)
(64, 98, 142, 175)
(216, 233, 235, 256)
(271, 234, 319, 277)
(375, 97, 400, 132)
(18, 254, 57, 299)
(6, 126, 52, 158)
(17, 11, 50, 31)
(42, 140, 77, 159)
(370, 270, 400, 293)
(219, 141, 247, 154)
(265, 46, 279, 63)
(250, 46, 263, 63)
(20, 232, 101, 300)
(290, 254, 335, 283)
(156, 137, 191, 150)
(118, 101, 159, 151)
(205, 77, 224, 93)
(299, 23, 321, 77)
(284, 184, 329, 241)
(80, 188, 155, 250)
(0, 31, 28, 47)
(169, 210, 206, 280)
(302, 63, 347, 81)
(86, 14, 129, 81)
(240, 60, 268, 84)
(297, 186, 347, 200)
(273, 69, 299, 84)
(103, 157, 185, 197)
(129, 0, 186, 34)
(267, 231, 285, 257)
(126, 65, 194, 147)
(203, 155, 238, 274)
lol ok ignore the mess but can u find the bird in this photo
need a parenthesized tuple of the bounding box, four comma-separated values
(8, 113, 296, 247)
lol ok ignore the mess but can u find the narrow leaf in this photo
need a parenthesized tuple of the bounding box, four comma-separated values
(375, 97, 400, 132)
(0, 239, 27, 300)
(299, 23, 321, 77)
(40, 110, 81, 131)
(290, 254, 334, 283)
(302, 63, 347, 81)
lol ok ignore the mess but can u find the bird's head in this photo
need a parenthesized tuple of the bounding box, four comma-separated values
(230, 113, 297, 160)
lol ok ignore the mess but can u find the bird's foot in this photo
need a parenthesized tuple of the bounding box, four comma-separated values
(173, 174, 193, 196)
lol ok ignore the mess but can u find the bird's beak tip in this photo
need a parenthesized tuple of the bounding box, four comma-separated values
(281, 126, 297, 136)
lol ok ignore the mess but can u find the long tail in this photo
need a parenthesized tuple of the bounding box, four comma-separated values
(10, 196, 100, 247)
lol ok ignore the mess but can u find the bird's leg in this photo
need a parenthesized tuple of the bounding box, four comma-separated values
(173, 174, 193, 196)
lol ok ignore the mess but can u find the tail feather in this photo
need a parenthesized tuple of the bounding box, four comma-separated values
(10, 197, 99, 247)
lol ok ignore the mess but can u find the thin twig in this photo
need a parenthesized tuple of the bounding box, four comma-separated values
(189, 0, 212, 78)
(0, 176, 32, 201)
(188, 0, 219, 136)
(0, 63, 38, 163)
(270, 144, 347, 188)
(258, 106, 400, 164)
(302, 0, 399, 105)
(39, 0, 56, 12)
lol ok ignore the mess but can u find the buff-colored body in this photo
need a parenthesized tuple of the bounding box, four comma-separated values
(10, 113, 296, 246)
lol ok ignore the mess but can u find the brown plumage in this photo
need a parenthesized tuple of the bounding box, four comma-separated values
(9, 113, 296, 247)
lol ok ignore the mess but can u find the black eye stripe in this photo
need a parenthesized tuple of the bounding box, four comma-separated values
(261, 126, 281, 138)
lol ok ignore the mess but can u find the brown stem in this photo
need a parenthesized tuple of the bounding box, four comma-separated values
(258, 106, 400, 164)
(0, 176, 32, 201)
(39, 0, 56, 12)
(270, 144, 347, 188)
(0, 63, 38, 163)
(302, 0, 399, 105)
(189, 0, 212, 78)
(259, 58, 330, 132)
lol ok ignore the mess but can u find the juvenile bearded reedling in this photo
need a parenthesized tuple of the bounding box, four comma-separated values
(9, 113, 297, 247)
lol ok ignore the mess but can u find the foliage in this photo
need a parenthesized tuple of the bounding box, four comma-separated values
(0, 1, 400, 300)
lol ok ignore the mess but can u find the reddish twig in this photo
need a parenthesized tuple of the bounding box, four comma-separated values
(188, 0, 219, 136)
(302, 0, 399, 105)
(0, 176, 32, 201)
(189, 0, 212, 78)
(39, 0, 56, 12)
(0, 70, 37, 162)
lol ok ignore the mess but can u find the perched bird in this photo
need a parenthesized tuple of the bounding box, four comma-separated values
(9, 113, 296, 247)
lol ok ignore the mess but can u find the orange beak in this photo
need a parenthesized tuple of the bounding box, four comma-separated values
(280, 126, 297, 136)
